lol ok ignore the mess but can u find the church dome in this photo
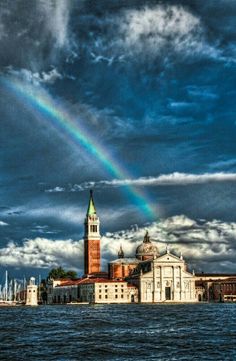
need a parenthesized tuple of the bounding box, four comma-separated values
(136, 231, 159, 261)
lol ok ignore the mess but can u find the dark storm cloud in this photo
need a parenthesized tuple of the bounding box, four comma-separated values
(0, 0, 74, 72)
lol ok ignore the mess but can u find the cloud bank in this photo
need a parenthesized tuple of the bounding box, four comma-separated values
(0, 238, 82, 270)
(6, 67, 63, 85)
(119, 5, 219, 61)
(1, 216, 236, 273)
(45, 172, 236, 193)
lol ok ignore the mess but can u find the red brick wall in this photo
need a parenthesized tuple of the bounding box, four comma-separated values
(84, 239, 100, 275)
(109, 263, 137, 280)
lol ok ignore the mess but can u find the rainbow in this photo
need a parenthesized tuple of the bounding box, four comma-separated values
(2, 76, 157, 220)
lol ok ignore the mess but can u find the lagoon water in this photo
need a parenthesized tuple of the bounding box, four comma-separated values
(0, 304, 236, 361)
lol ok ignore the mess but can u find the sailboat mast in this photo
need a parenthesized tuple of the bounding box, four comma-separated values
(5, 270, 8, 301)
(23, 276, 26, 302)
(14, 279, 17, 302)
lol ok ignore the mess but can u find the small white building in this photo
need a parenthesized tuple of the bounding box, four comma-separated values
(26, 277, 38, 306)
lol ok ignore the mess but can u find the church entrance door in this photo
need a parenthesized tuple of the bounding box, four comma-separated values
(165, 287, 171, 300)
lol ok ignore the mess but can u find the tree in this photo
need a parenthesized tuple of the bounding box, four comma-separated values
(66, 270, 77, 280)
(48, 267, 77, 280)
(48, 267, 67, 280)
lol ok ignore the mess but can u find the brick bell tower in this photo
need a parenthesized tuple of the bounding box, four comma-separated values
(84, 190, 101, 276)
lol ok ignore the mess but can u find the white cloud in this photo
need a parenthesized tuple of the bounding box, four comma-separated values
(6, 67, 62, 85)
(90, 52, 114, 66)
(46, 172, 236, 192)
(1, 215, 236, 273)
(168, 101, 197, 111)
(37, 0, 71, 49)
(0, 238, 83, 270)
(118, 5, 220, 61)
(40, 69, 63, 84)
(45, 186, 65, 193)
(0, 221, 8, 226)
(161, 215, 196, 229)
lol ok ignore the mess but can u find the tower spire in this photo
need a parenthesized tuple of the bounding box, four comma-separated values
(143, 230, 150, 243)
(118, 245, 124, 259)
(87, 189, 96, 216)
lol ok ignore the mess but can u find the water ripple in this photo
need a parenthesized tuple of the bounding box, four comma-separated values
(0, 304, 236, 361)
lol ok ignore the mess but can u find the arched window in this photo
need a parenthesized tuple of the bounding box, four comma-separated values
(90, 225, 97, 232)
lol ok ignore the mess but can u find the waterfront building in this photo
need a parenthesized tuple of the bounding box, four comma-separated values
(212, 279, 236, 302)
(46, 277, 138, 304)
(47, 279, 81, 304)
(79, 278, 138, 304)
(195, 274, 236, 302)
(26, 277, 38, 306)
(127, 246, 196, 302)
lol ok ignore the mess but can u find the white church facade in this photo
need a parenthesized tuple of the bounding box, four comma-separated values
(128, 249, 196, 302)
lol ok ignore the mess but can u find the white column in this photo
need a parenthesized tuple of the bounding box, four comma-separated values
(152, 262, 155, 303)
(160, 266, 164, 301)
(180, 266, 182, 301)
(157, 267, 161, 301)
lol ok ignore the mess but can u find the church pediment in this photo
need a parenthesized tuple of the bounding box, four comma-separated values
(154, 252, 183, 264)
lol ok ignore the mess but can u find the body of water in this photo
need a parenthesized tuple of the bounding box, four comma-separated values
(0, 303, 235, 361)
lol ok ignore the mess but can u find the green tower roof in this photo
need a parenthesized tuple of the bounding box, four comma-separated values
(87, 190, 96, 216)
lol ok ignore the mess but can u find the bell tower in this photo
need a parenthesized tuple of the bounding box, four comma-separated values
(84, 190, 101, 276)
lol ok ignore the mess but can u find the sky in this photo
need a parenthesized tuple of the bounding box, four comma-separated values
(0, 0, 236, 279)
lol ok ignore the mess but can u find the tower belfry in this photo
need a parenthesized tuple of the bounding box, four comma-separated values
(84, 190, 101, 276)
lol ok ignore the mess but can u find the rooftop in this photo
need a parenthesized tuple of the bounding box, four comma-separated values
(53, 277, 131, 287)
(109, 258, 139, 265)
(195, 273, 236, 277)
(79, 278, 128, 284)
